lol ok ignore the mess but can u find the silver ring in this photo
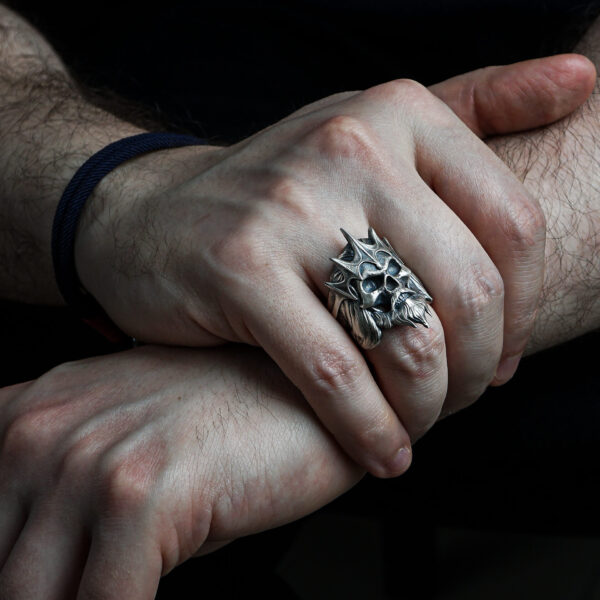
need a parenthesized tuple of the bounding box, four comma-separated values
(326, 227, 433, 350)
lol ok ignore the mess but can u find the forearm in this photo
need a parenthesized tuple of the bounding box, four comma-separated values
(489, 19, 600, 353)
(0, 5, 144, 304)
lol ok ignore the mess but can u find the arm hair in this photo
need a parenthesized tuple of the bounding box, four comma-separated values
(489, 19, 600, 352)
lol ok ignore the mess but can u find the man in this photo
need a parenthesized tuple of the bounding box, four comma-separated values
(0, 1, 599, 598)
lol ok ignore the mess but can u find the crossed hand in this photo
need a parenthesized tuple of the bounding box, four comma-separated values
(76, 55, 593, 473)
(1, 54, 596, 598)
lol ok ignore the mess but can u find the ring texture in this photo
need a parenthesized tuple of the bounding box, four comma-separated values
(326, 228, 433, 349)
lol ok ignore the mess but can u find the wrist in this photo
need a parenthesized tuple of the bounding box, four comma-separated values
(0, 81, 145, 304)
(73, 143, 221, 331)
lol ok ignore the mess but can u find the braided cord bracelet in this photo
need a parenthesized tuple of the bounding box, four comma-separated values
(52, 132, 206, 342)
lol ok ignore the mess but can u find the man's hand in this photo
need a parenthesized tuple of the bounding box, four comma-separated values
(74, 57, 593, 476)
(0, 4, 595, 477)
(0, 345, 361, 599)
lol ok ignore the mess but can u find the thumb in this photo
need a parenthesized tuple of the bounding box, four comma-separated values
(429, 54, 597, 138)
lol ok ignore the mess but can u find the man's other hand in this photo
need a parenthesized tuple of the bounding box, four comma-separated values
(0, 346, 361, 600)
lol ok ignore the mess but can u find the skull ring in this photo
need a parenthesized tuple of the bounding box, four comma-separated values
(326, 227, 433, 350)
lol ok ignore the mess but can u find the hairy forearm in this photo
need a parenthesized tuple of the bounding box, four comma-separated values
(488, 19, 600, 353)
(0, 5, 144, 303)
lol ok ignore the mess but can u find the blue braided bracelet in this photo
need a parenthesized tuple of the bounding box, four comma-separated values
(52, 132, 205, 341)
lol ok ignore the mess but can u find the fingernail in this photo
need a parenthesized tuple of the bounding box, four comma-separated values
(492, 354, 521, 386)
(386, 446, 412, 477)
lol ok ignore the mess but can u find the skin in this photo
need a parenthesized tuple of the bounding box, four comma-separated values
(0, 346, 362, 599)
(0, 7, 575, 477)
(70, 65, 598, 477)
(1, 6, 600, 598)
(73, 80, 551, 477)
(490, 20, 600, 354)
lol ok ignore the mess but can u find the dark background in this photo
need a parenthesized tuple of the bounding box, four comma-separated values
(2, 1, 600, 597)
(6, 0, 600, 142)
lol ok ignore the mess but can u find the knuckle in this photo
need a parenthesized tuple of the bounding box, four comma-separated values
(97, 449, 154, 515)
(371, 78, 429, 103)
(454, 263, 504, 320)
(37, 359, 85, 385)
(309, 115, 376, 162)
(363, 78, 456, 131)
(310, 345, 363, 397)
(365, 78, 439, 113)
(1, 413, 36, 458)
(1, 407, 54, 461)
(395, 324, 446, 383)
(388, 327, 446, 441)
(500, 194, 546, 249)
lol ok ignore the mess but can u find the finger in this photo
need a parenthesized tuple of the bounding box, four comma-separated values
(429, 54, 597, 137)
(296, 221, 448, 443)
(0, 495, 26, 570)
(368, 173, 504, 412)
(77, 516, 161, 600)
(241, 274, 412, 478)
(367, 309, 448, 442)
(0, 503, 87, 600)
(413, 112, 545, 388)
